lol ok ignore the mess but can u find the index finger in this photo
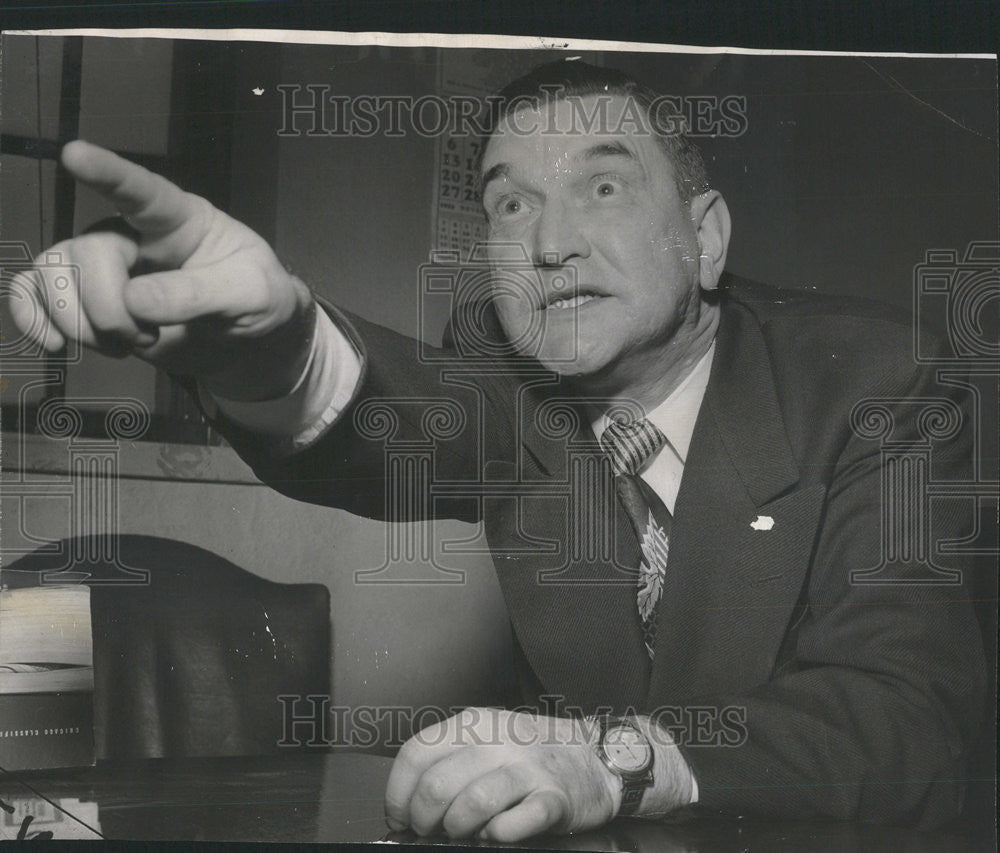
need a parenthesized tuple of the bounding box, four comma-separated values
(61, 140, 199, 235)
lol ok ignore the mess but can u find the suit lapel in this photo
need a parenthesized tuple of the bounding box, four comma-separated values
(485, 376, 650, 713)
(647, 295, 826, 704)
(489, 292, 827, 711)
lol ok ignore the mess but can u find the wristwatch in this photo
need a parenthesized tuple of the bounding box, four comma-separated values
(593, 715, 654, 817)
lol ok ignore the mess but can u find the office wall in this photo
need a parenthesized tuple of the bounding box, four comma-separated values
(3, 437, 513, 717)
(273, 44, 443, 341)
(608, 51, 998, 308)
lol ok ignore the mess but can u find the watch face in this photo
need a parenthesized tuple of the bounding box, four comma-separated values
(602, 725, 652, 773)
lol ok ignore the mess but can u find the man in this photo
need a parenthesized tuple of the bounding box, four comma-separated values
(11, 60, 986, 842)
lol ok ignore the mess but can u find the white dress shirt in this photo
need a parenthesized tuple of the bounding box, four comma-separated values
(590, 341, 715, 515)
(206, 308, 362, 450)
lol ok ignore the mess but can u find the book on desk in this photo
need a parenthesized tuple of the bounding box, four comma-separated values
(0, 585, 96, 771)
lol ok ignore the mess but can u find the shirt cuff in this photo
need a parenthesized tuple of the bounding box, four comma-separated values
(200, 306, 362, 451)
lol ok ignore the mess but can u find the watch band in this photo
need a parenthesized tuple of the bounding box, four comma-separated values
(619, 780, 647, 816)
(593, 715, 654, 817)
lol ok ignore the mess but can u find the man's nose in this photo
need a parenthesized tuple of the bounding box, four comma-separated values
(530, 200, 589, 266)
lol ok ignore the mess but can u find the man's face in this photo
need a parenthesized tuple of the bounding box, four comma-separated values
(480, 94, 715, 379)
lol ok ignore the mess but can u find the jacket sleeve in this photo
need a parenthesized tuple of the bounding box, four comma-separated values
(213, 301, 518, 524)
(670, 357, 988, 830)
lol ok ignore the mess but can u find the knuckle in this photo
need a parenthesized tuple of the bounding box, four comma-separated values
(507, 761, 544, 799)
(441, 809, 476, 840)
(240, 276, 272, 318)
(74, 231, 111, 253)
(440, 813, 465, 839)
(414, 771, 451, 807)
(74, 232, 132, 269)
(184, 192, 217, 234)
(129, 275, 188, 321)
(539, 792, 561, 821)
(84, 307, 125, 336)
(187, 191, 214, 218)
(541, 790, 570, 828)
(127, 278, 164, 314)
(127, 179, 164, 221)
(486, 817, 519, 844)
(462, 778, 500, 814)
(382, 796, 407, 825)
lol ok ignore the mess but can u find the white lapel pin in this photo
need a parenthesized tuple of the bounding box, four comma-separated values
(750, 515, 775, 531)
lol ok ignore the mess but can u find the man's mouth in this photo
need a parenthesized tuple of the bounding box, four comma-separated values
(543, 290, 601, 311)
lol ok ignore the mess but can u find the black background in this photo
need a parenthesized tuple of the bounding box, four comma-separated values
(0, 0, 997, 57)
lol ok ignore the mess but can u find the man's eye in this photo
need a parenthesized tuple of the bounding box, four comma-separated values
(593, 179, 622, 198)
(491, 196, 528, 220)
(590, 175, 628, 200)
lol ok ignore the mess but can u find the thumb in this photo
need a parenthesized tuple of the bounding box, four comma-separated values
(123, 259, 270, 327)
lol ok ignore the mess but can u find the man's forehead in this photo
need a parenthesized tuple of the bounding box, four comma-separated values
(481, 93, 662, 178)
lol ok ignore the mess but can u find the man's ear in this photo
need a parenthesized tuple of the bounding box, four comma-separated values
(690, 190, 731, 291)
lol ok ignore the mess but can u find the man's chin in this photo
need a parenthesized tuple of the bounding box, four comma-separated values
(533, 347, 612, 378)
(498, 303, 612, 368)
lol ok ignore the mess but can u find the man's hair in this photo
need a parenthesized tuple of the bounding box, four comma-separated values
(481, 59, 711, 202)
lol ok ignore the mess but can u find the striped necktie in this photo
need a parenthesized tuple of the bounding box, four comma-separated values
(599, 418, 672, 658)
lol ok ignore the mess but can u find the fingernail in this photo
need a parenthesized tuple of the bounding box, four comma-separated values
(385, 817, 406, 831)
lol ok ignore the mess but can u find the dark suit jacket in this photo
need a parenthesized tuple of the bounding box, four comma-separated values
(219, 275, 987, 829)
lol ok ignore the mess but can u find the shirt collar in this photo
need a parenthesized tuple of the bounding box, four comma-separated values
(592, 341, 715, 464)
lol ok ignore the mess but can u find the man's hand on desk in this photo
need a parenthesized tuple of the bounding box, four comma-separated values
(383, 708, 694, 843)
(10, 140, 316, 402)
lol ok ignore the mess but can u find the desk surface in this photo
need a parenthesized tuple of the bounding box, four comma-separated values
(0, 753, 991, 850)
